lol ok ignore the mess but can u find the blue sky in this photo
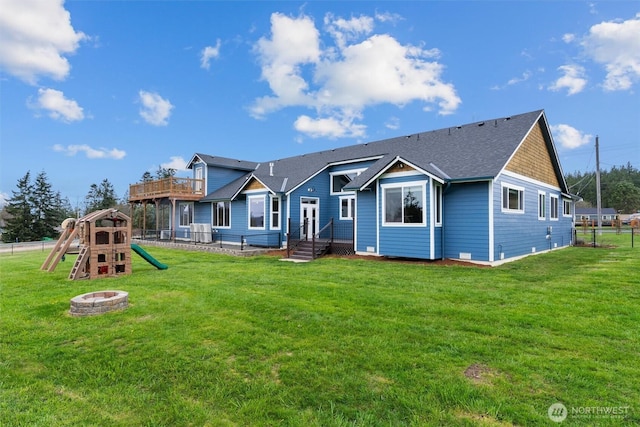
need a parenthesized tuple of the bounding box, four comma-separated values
(1, 1, 638, 209)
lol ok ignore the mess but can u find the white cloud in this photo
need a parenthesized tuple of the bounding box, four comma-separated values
(52, 144, 126, 159)
(374, 11, 403, 25)
(251, 12, 460, 139)
(385, 116, 400, 130)
(161, 156, 188, 172)
(0, 0, 86, 84)
(138, 90, 174, 126)
(0, 191, 9, 208)
(550, 124, 593, 149)
(200, 39, 221, 70)
(562, 33, 576, 43)
(294, 114, 366, 139)
(549, 64, 587, 95)
(507, 71, 532, 86)
(34, 88, 84, 122)
(581, 13, 640, 91)
(324, 13, 374, 50)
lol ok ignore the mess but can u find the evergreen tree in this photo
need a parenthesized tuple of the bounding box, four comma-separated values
(566, 163, 640, 214)
(155, 166, 176, 179)
(31, 171, 60, 239)
(84, 179, 118, 214)
(3, 172, 35, 242)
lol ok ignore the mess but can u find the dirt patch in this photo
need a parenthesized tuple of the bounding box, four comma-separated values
(464, 363, 501, 385)
(328, 254, 491, 268)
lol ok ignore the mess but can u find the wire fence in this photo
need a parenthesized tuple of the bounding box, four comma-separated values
(574, 227, 637, 249)
(132, 229, 282, 250)
(0, 240, 57, 255)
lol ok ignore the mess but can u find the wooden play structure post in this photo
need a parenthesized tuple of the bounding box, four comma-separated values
(42, 209, 132, 280)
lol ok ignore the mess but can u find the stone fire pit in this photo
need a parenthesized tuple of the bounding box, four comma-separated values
(70, 290, 128, 316)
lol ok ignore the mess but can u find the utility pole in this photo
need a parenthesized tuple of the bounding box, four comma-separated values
(595, 135, 602, 235)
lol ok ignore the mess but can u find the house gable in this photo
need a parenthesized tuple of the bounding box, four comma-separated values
(244, 177, 267, 192)
(385, 160, 416, 174)
(504, 120, 560, 188)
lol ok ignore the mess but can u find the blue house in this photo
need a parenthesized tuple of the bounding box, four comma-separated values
(129, 110, 577, 265)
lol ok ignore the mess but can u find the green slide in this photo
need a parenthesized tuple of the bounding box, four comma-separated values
(131, 244, 168, 270)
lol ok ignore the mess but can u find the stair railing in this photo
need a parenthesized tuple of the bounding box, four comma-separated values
(286, 218, 308, 258)
(312, 218, 334, 259)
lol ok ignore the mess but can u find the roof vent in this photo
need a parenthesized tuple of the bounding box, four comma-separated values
(478, 122, 485, 127)
(504, 117, 511, 121)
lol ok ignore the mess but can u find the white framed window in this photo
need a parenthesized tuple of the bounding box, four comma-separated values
(502, 184, 524, 213)
(195, 167, 203, 193)
(340, 196, 355, 220)
(382, 181, 426, 226)
(330, 168, 366, 194)
(270, 195, 281, 230)
(248, 195, 266, 229)
(434, 183, 442, 226)
(179, 203, 193, 227)
(538, 191, 546, 220)
(550, 195, 559, 220)
(212, 201, 230, 228)
(563, 199, 572, 217)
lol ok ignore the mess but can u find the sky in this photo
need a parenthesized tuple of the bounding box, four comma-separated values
(1, 1, 639, 209)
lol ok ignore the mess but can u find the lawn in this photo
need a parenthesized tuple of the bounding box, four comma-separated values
(1, 235, 638, 426)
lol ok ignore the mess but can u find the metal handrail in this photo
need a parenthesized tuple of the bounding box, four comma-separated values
(286, 218, 308, 258)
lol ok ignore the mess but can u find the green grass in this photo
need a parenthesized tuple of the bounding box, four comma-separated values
(1, 236, 638, 426)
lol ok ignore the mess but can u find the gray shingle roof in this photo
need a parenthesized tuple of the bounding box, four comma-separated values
(191, 153, 258, 171)
(201, 109, 567, 201)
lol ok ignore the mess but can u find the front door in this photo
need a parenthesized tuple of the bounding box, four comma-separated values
(300, 198, 319, 240)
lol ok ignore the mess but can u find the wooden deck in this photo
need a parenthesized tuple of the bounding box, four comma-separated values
(128, 177, 205, 202)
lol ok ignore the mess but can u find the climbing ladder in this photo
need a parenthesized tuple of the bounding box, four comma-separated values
(41, 225, 79, 272)
(69, 246, 90, 280)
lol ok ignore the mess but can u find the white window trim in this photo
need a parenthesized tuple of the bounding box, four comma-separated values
(248, 195, 266, 230)
(195, 166, 204, 193)
(381, 180, 427, 227)
(550, 195, 559, 221)
(538, 191, 546, 220)
(211, 201, 231, 229)
(339, 195, 356, 220)
(562, 199, 572, 217)
(270, 195, 281, 230)
(434, 183, 442, 227)
(179, 202, 194, 228)
(501, 183, 525, 214)
(329, 168, 366, 195)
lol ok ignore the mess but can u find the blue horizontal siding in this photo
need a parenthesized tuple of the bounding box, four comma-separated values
(207, 165, 247, 194)
(355, 189, 377, 253)
(443, 182, 490, 261)
(493, 175, 573, 260)
(434, 226, 443, 259)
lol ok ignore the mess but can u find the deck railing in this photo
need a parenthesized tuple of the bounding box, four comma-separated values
(129, 177, 205, 201)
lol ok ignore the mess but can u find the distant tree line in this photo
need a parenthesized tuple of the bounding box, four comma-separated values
(5, 163, 636, 242)
(565, 162, 640, 214)
(1, 167, 177, 242)
(1, 171, 122, 242)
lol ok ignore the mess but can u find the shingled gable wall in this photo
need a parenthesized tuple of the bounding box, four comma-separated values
(504, 121, 560, 188)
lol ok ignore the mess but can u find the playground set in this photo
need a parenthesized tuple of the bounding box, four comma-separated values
(41, 208, 167, 280)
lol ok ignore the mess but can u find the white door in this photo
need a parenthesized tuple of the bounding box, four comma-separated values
(300, 198, 319, 240)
